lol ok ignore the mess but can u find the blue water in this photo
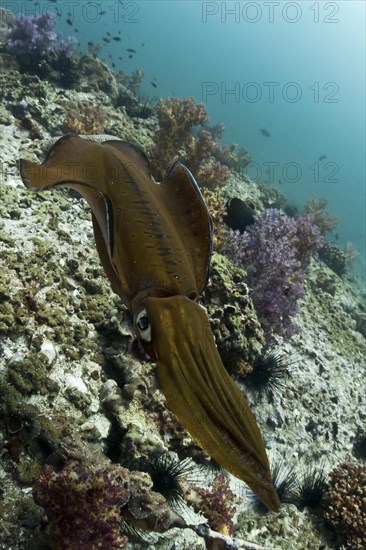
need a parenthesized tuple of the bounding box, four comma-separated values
(6, 0, 366, 281)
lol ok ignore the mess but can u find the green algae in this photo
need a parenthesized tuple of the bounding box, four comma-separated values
(0, 352, 60, 413)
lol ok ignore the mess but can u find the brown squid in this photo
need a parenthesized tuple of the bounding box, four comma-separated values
(19, 134, 280, 511)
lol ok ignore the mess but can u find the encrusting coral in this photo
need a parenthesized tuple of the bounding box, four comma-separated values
(203, 252, 265, 368)
(200, 188, 227, 252)
(319, 241, 347, 276)
(62, 104, 106, 134)
(324, 462, 366, 549)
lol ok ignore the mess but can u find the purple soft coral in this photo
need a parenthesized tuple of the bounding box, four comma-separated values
(224, 209, 322, 341)
(5, 13, 77, 59)
(33, 462, 129, 549)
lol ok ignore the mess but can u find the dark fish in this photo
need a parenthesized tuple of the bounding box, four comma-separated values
(151, 82, 157, 88)
(100, 10, 106, 15)
(113, 37, 121, 41)
(74, 28, 79, 33)
(88, 41, 94, 46)
(66, 18, 72, 26)
(127, 48, 136, 53)
(103, 38, 110, 43)
(224, 198, 256, 233)
(128, 54, 133, 58)
(106, 32, 111, 36)
(318, 154, 327, 161)
(112, 62, 115, 68)
(260, 128, 270, 137)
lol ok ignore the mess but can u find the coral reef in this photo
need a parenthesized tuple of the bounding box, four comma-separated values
(33, 461, 130, 549)
(223, 209, 322, 341)
(303, 197, 339, 235)
(5, 13, 77, 60)
(149, 97, 228, 188)
(343, 241, 359, 271)
(184, 473, 240, 536)
(319, 242, 347, 276)
(257, 182, 288, 210)
(149, 96, 206, 180)
(324, 462, 366, 549)
(32, 448, 188, 549)
(203, 252, 265, 367)
(214, 142, 252, 173)
(200, 188, 227, 252)
(1, 23, 365, 550)
(62, 104, 106, 134)
(0, 8, 16, 42)
(4, 13, 78, 83)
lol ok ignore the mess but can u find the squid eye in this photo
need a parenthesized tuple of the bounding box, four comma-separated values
(135, 308, 151, 342)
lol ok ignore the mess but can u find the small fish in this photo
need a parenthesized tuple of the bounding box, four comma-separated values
(66, 18, 72, 26)
(278, 179, 282, 184)
(113, 37, 121, 41)
(74, 28, 79, 33)
(103, 38, 110, 43)
(100, 10, 106, 15)
(318, 154, 327, 161)
(128, 54, 133, 58)
(335, 233, 339, 240)
(106, 32, 111, 36)
(127, 48, 136, 53)
(260, 128, 271, 137)
(88, 41, 94, 46)
(151, 82, 157, 88)
(112, 62, 116, 68)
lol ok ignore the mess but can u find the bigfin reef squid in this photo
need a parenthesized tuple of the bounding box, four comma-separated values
(19, 134, 280, 512)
